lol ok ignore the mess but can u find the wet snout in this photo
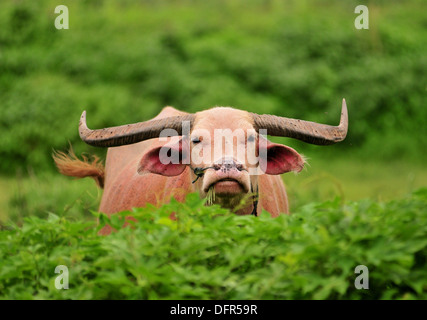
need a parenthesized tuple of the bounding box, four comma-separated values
(202, 157, 250, 195)
(213, 157, 244, 173)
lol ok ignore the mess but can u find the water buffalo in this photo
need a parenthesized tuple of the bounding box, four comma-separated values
(54, 100, 348, 234)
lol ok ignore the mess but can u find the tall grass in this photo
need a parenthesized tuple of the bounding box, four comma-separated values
(2, 157, 426, 225)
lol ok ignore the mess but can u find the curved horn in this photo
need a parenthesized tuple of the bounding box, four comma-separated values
(79, 112, 195, 147)
(251, 99, 348, 145)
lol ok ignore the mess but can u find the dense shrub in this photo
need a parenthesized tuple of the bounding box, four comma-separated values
(0, 0, 426, 174)
(1, 189, 426, 299)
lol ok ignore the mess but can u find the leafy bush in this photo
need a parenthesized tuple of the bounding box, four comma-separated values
(1, 189, 426, 300)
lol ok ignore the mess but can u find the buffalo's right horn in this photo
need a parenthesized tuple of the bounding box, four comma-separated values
(79, 111, 195, 147)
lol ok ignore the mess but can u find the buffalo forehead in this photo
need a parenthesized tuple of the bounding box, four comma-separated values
(193, 107, 255, 133)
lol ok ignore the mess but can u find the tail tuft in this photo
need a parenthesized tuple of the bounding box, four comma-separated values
(53, 148, 105, 188)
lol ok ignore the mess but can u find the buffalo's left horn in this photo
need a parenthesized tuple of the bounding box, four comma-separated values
(79, 111, 195, 147)
(251, 99, 348, 145)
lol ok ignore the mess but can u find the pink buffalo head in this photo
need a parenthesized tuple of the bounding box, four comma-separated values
(135, 107, 307, 210)
(78, 100, 348, 212)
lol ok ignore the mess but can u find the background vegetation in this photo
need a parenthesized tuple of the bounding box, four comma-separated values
(0, 0, 426, 299)
(1, 0, 427, 173)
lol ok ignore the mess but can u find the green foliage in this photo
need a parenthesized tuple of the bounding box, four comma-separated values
(1, 1, 425, 300)
(3, 156, 427, 226)
(0, 0, 426, 174)
(1, 190, 426, 300)
(5, 172, 100, 225)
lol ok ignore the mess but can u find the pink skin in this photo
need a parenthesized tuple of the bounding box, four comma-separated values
(203, 167, 248, 195)
(137, 107, 305, 214)
(92, 106, 304, 235)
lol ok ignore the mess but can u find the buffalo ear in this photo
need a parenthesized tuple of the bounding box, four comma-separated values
(137, 138, 189, 176)
(259, 138, 305, 175)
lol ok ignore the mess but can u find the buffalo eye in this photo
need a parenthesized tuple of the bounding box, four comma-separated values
(191, 136, 202, 144)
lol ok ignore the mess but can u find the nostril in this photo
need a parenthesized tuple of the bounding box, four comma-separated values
(213, 158, 245, 171)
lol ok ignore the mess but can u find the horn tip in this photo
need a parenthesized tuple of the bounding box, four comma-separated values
(339, 98, 348, 134)
(79, 110, 90, 139)
(79, 110, 88, 125)
(341, 98, 348, 115)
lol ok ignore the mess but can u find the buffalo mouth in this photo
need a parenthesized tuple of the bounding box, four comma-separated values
(205, 178, 246, 195)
